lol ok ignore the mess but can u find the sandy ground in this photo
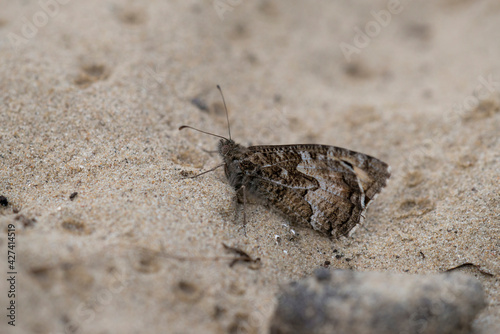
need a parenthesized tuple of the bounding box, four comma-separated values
(0, 1, 499, 333)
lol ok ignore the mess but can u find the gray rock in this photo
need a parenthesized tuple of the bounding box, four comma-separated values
(270, 269, 485, 334)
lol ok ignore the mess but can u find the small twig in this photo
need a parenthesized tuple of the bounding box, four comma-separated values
(135, 243, 261, 269)
(222, 243, 261, 268)
(445, 262, 495, 277)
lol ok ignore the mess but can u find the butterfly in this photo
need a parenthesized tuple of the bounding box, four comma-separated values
(180, 86, 390, 238)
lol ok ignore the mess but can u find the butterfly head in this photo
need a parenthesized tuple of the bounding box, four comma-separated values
(218, 138, 241, 160)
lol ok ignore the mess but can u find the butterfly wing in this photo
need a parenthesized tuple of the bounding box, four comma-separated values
(243, 144, 390, 237)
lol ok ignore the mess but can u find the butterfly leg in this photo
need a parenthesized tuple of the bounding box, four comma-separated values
(236, 186, 248, 236)
(241, 185, 248, 236)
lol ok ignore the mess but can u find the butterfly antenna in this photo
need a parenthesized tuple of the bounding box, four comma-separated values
(178, 125, 228, 140)
(217, 85, 231, 140)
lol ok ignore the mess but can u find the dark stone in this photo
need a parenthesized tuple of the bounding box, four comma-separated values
(270, 269, 485, 334)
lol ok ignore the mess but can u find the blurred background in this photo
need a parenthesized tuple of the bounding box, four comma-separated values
(1, 1, 499, 333)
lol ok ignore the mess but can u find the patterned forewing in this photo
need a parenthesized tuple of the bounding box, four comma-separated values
(242, 147, 317, 227)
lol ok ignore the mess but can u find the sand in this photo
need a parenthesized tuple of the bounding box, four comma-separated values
(0, 1, 499, 333)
